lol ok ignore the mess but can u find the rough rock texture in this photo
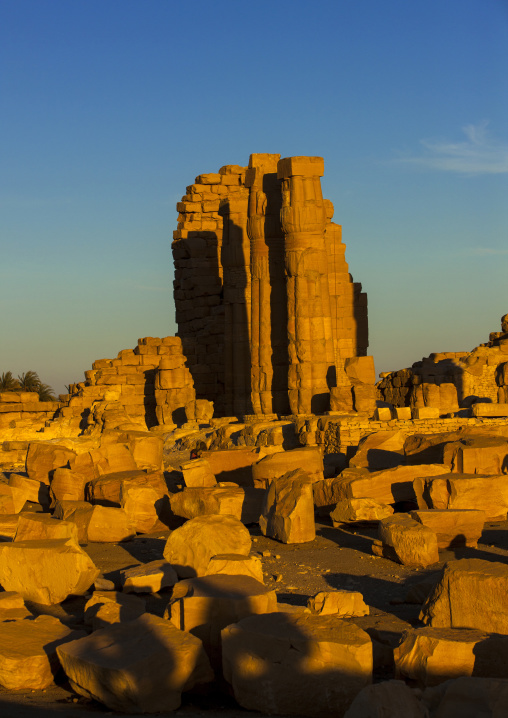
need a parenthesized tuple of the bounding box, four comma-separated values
(0, 537, 99, 604)
(414, 473, 508, 521)
(120, 483, 164, 533)
(420, 559, 508, 633)
(9, 473, 49, 506)
(84, 591, 146, 630)
(0, 484, 29, 514)
(49, 468, 87, 504)
(167, 574, 277, 669)
(14, 512, 79, 543)
(170, 485, 244, 521)
(426, 676, 508, 718)
(0, 615, 85, 690)
(252, 448, 324, 488)
(57, 614, 214, 713)
(86, 505, 136, 543)
(344, 680, 427, 718)
(410, 509, 485, 549)
(26, 442, 77, 484)
(222, 612, 372, 718)
(375, 514, 439, 567)
(394, 627, 488, 686)
(163, 514, 252, 578)
(307, 590, 369, 617)
(181, 458, 217, 487)
(259, 469, 315, 544)
(337, 464, 450, 506)
(330, 498, 394, 525)
(121, 560, 178, 594)
(444, 436, 508, 475)
(204, 553, 264, 583)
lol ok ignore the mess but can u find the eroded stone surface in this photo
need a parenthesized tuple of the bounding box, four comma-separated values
(420, 559, 508, 633)
(57, 614, 214, 713)
(222, 612, 372, 718)
(0, 537, 99, 605)
(167, 574, 277, 669)
(260, 469, 315, 544)
(163, 514, 252, 578)
(0, 615, 85, 690)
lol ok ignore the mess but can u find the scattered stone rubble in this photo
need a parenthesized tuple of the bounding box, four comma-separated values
(1, 156, 508, 716)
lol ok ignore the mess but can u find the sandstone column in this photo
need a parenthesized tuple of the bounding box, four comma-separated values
(278, 157, 336, 415)
(246, 153, 289, 417)
(219, 192, 252, 417)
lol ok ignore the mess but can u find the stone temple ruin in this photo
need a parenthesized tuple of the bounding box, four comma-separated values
(173, 154, 370, 418)
(0, 156, 508, 716)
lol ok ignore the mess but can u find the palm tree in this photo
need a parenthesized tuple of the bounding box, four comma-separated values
(0, 371, 20, 392)
(17, 371, 41, 393)
(37, 383, 57, 402)
(17, 371, 57, 402)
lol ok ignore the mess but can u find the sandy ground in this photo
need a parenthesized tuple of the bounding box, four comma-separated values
(1, 513, 507, 717)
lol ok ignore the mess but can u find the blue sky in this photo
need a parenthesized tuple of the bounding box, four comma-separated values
(1, 0, 507, 395)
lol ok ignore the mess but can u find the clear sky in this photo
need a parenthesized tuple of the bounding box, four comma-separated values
(1, 0, 507, 395)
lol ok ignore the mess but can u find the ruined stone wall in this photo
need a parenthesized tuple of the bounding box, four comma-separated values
(0, 392, 62, 438)
(312, 414, 508, 458)
(56, 336, 195, 433)
(377, 317, 508, 414)
(172, 166, 248, 416)
(172, 154, 370, 418)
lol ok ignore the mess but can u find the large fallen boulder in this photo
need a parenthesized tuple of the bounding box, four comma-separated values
(307, 590, 369, 617)
(204, 553, 264, 583)
(199, 447, 261, 486)
(120, 560, 178, 594)
(336, 464, 450, 506)
(259, 469, 315, 544)
(56, 614, 214, 713)
(422, 676, 508, 718)
(0, 537, 99, 605)
(344, 679, 427, 718)
(443, 436, 508, 474)
(330, 498, 393, 525)
(166, 574, 277, 669)
(26, 441, 77, 484)
(0, 615, 85, 690)
(420, 559, 508, 633)
(120, 483, 165, 533)
(84, 590, 146, 630)
(222, 612, 372, 718)
(394, 627, 488, 686)
(410, 509, 485, 549)
(9, 474, 50, 507)
(181, 458, 217, 487)
(14, 513, 79, 543)
(252, 447, 324, 489)
(86, 469, 166, 506)
(86, 505, 136, 543)
(414, 473, 508, 521)
(349, 430, 406, 470)
(374, 514, 439, 567)
(49, 468, 88, 504)
(0, 484, 29, 514)
(163, 514, 251, 578)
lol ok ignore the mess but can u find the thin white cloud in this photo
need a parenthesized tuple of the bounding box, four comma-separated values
(398, 121, 508, 175)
